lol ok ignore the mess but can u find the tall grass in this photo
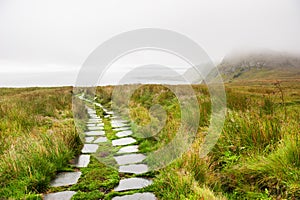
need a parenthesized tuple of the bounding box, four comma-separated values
(96, 81, 300, 199)
(0, 87, 82, 199)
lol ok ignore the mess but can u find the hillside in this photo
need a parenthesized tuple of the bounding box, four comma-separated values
(215, 50, 300, 82)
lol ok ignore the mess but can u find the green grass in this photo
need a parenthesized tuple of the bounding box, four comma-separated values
(96, 81, 300, 199)
(0, 87, 83, 199)
(1, 80, 299, 199)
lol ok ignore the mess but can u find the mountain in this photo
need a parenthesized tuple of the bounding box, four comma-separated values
(213, 50, 300, 82)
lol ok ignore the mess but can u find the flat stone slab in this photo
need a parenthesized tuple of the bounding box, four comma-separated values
(85, 136, 94, 143)
(113, 127, 130, 131)
(116, 130, 133, 138)
(114, 153, 146, 165)
(117, 145, 139, 154)
(112, 137, 136, 146)
(111, 122, 130, 128)
(86, 123, 103, 127)
(44, 191, 77, 200)
(93, 137, 108, 143)
(119, 164, 149, 174)
(88, 119, 101, 123)
(112, 192, 156, 200)
(114, 178, 153, 192)
(72, 155, 90, 168)
(88, 126, 104, 131)
(111, 119, 128, 124)
(89, 116, 100, 119)
(81, 144, 98, 153)
(85, 131, 105, 136)
(50, 172, 81, 187)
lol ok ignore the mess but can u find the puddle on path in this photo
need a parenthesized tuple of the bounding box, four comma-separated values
(50, 172, 82, 187)
(112, 137, 136, 146)
(114, 153, 146, 165)
(114, 177, 153, 192)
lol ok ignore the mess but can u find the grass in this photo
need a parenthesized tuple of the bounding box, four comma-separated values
(0, 87, 83, 199)
(1, 79, 299, 199)
(96, 80, 300, 199)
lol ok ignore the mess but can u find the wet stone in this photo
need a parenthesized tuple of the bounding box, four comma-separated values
(114, 153, 146, 165)
(112, 137, 136, 146)
(44, 191, 77, 200)
(93, 137, 108, 143)
(85, 131, 105, 136)
(119, 164, 148, 174)
(112, 192, 156, 200)
(72, 155, 90, 168)
(85, 136, 94, 143)
(114, 177, 153, 192)
(81, 144, 98, 153)
(117, 145, 139, 154)
(50, 172, 81, 187)
(116, 130, 133, 138)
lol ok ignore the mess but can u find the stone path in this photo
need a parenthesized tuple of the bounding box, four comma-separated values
(44, 97, 156, 199)
(109, 114, 156, 200)
(44, 106, 105, 200)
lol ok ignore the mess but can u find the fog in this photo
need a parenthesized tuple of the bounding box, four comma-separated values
(0, 0, 299, 86)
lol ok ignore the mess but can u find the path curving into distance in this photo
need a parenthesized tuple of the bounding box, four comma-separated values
(44, 97, 156, 200)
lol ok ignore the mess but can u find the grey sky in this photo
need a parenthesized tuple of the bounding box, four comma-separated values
(0, 0, 300, 86)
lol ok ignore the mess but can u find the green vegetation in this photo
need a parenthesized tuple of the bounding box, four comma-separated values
(96, 80, 300, 199)
(1, 79, 299, 199)
(0, 87, 83, 199)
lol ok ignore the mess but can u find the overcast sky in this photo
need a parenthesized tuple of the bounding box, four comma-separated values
(0, 0, 300, 87)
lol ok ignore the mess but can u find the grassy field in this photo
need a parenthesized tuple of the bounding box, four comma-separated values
(96, 80, 300, 200)
(0, 80, 299, 199)
(0, 87, 83, 199)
